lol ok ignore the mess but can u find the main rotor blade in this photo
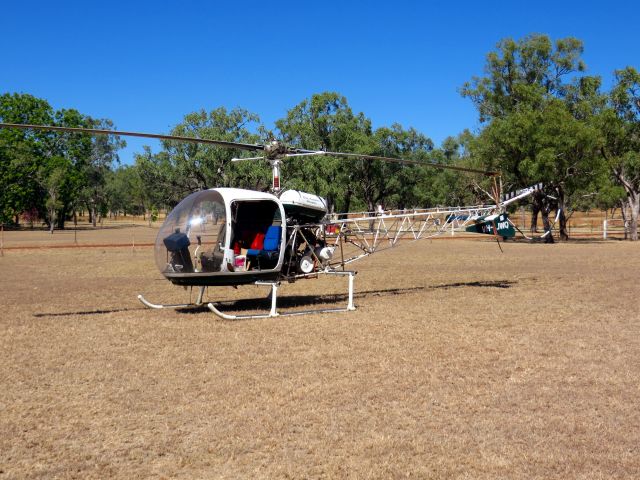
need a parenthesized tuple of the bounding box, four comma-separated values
(0, 122, 498, 175)
(0, 123, 265, 152)
(298, 149, 500, 176)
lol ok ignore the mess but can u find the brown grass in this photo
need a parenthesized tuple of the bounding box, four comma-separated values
(0, 231, 639, 479)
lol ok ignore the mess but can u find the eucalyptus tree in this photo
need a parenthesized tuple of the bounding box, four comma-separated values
(0, 95, 104, 229)
(105, 165, 146, 218)
(599, 67, 640, 240)
(0, 93, 54, 224)
(461, 34, 600, 240)
(133, 107, 265, 217)
(427, 133, 485, 208)
(161, 107, 264, 192)
(276, 92, 372, 213)
(44, 109, 96, 228)
(81, 118, 126, 226)
(363, 124, 434, 211)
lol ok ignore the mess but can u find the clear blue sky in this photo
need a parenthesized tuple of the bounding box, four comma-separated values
(2, 0, 639, 164)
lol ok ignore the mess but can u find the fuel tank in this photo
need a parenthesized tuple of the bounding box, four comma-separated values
(279, 190, 328, 223)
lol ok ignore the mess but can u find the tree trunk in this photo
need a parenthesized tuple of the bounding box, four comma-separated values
(56, 207, 66, 230)
(530, 202, 540, 233)
(612, 168, 639, 241)
(325, 194, 335, 217)
(341, 189, 353, 219)
(629, 192, 639, 241)
(91, 204, 97, 228)
(48, 207, 55, 234)
(556, 185, 569, 241)
(534, 191, 554, 243)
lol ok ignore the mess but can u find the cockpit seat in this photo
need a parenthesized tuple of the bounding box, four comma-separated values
(233, 230, 265, 254)
(163, 229, 194, 273)
(246, 225, 282, 268)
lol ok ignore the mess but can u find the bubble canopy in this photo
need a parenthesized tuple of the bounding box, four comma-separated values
(154, 188, 285, 283)
(154, 189, 227, 273)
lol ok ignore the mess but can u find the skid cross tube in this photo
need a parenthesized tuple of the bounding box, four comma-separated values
(207, 271, 356, 320)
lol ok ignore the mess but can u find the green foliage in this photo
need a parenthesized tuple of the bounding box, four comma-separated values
(461, 34, 612, 239)
(0, 93, 54, 223)
(600, 66, 640, 239)
(461, 34, 585, 122)
(162, 107, 263, 191)
(2, 43, 639, 240)
(276, 92, 445, 212)
(276, 92, 372, 212)
(105, 165, 145, 216)
(81, 117, 126, 224)
(132, 107, 267, 213)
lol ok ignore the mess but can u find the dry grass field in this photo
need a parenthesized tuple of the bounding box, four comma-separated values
(0, 230, 639, 478)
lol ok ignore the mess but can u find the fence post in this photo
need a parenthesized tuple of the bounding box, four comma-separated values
(603, 219, 607, 240)
(1, 223, 3, 257)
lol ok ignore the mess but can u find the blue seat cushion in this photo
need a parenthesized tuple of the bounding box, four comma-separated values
(246, 226, 282, 259)
(263, 226, 281, 251)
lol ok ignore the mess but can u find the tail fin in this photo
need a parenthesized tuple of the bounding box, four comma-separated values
(466, 213, 516, 238)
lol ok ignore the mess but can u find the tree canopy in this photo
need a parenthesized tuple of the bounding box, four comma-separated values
(1, 34, 638, 239)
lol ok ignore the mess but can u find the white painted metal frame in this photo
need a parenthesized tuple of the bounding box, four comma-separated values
(137, 286, 206, 309)
(207, 271, 356, 320)
(318, 204, 498, 267)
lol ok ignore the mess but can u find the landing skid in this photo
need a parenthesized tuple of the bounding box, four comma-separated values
(207, 271, 356, 319)
(137, 286, 206, 310)
(138, 271, 357, 319)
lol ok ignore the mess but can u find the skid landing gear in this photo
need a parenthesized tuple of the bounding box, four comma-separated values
(207, 271, 356, 320)
(138, 271, 356, 319)
(137, 286, 206, 309)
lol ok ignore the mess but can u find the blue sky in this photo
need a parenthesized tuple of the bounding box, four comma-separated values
(2, 0, 639, 164)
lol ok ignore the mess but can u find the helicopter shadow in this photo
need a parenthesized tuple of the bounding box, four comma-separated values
(33, 307, 148, 318)
(31, 280, 516, 318)
(191, 280, 516, 315)
(178, 286, 427, 315)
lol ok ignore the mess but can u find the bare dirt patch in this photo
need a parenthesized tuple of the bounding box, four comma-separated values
(0, 235, 639, 478)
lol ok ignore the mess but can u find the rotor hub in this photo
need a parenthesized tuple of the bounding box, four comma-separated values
(263, 140, 288, 159)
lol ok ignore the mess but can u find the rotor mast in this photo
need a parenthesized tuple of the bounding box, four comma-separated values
(270, 159, 281, 192)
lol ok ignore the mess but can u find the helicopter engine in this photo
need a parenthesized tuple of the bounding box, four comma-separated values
(282, 219, 334, 275)
(279, 190, 334, 276)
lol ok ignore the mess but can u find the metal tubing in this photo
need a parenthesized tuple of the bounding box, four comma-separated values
(270, 283, 278, 316)
(208, 272, 356, 319)
(137, 294, 197, 309)
(347, 273, 355, 310)
(195, 286, 205, 305)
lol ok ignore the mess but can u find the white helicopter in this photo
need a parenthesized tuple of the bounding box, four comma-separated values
(0, 123, 539, 319)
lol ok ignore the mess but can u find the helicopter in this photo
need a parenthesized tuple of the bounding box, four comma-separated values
(0, 122, 539, 319)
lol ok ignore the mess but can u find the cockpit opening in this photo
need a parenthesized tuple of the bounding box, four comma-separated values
(154, 190, 284, 278)
(228, 200, 282, 272)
